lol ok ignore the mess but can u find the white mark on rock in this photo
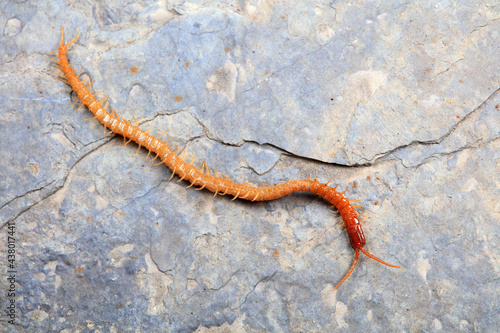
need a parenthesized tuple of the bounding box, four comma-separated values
(109, 244, 134, 267)
(206, 63, 238, 102)
(460, 178, 478, 192)
(321, 283, 336, 307)
(418, 255, 431, 282)
(5, 18, 22, 37)
(433, 318, 442, 330)
(335, 301, 348, 328)
(349, 70, 388, 101)
(138, 253, 174, 316)
(28, 309, 48, 323)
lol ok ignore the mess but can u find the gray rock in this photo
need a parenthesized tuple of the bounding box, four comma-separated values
(0, 0, 498, 332)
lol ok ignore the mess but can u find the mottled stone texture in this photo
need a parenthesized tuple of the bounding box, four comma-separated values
(0, 0, 499, 332)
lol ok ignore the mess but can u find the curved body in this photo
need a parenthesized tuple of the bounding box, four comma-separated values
(51, 28, 401, 292)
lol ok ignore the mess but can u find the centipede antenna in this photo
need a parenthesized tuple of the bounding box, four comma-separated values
(62, 28, 79, 47)
(333, 249, 360, 291)
(60, 26, 66, 44)
(359, 248, 403, 269)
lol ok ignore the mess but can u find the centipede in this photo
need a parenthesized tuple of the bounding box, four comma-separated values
(50, 28, 403, 292)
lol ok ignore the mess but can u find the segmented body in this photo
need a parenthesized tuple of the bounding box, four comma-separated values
(51, 28, 402, 292)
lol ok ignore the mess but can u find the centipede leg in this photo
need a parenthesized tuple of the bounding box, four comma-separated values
(333, 249, 360, 291)
(359, 248, 403, 269)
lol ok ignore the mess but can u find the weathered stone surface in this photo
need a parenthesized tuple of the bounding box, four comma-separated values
(1, 1, 498, 332)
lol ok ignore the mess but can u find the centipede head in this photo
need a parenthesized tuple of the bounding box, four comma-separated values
(58, 27, 79, 57)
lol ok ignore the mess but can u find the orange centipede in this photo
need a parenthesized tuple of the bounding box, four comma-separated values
(50, 28, 403, 292)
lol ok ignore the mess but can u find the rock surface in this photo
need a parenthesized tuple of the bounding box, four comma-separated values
(0, 1, 499, 332)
